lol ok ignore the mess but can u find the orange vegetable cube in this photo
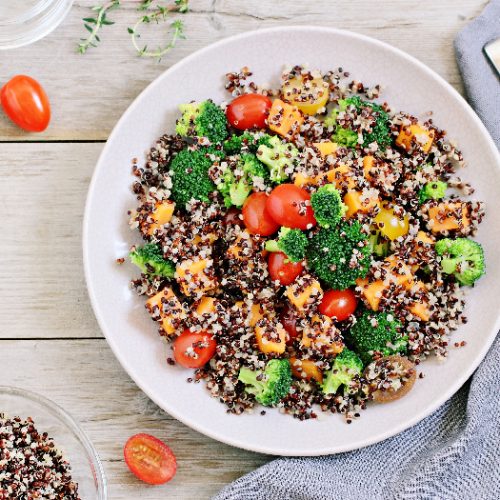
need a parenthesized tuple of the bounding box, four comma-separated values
(147, 200, 175, 235)
(290, 357, 323, 383)
(324, 164, 356, 190)
(313, 141, 338, 157)
(195, 296, 217, 316)
(268, 99, 304, 138)
(254, 321, 287, 355)
(427, 202, 471, 234)
(175, 258, 218, 297)
(396, 124, 435, 153)
(286, 277, 322, 312)
(145, 287, 186, 335)
(344, 190, 380, 218)
(363, 155, 375, 180)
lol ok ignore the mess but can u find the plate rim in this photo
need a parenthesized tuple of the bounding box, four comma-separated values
(83, 25, 500, 456)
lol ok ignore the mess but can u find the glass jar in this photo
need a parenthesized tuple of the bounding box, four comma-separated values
(0, 0, 74, 50)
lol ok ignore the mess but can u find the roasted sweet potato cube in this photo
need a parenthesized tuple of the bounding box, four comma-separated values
(286, 277, 322, 312)
(254, 320, 287, 355)
(290, 357, 323, 383)
(427, 202, 471, 234)
(175, 258, 218, 297)
(313, 141, 338, 157)
(344, 190, 380, 218)
(145, 287, 186, 335)
(268, 99, 304, 138)
(147, 200, 175, 235)
(396, 124, 435, 153)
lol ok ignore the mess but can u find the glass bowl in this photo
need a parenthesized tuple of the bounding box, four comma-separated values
(0, 0, 74, 50)
(0, 386, 107, 499)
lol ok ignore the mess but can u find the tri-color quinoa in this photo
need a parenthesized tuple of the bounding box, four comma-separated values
(127, 66, 485, 421)
(0, 415, 79, 499)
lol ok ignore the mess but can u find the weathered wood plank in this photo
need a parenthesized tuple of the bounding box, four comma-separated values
(0, 339, 269, 499)
(0, 143, 103, 339)
(0, 0, 485, 141)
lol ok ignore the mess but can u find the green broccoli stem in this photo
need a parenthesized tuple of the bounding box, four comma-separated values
(265, 240, 280, 253)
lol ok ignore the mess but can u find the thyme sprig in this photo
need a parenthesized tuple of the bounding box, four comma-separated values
(128, 1, 188, 61)
(78, 0, 189, 60)
(78, 0, 120, 54)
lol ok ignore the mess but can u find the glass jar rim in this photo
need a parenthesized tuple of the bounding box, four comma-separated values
(0, 0, 74, 50)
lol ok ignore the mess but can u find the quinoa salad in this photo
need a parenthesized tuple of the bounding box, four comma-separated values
(126, 66, 485, 422)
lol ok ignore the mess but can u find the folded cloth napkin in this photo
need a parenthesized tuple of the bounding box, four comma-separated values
(215, 4, 500, 499)
(455, 0, 500, 146)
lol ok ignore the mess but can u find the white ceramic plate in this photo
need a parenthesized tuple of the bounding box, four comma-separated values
(83, 27, 500, 456)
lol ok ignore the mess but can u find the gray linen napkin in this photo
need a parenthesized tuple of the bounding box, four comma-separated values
(455, 0, 500, 146)
(214, 4, 500, 499)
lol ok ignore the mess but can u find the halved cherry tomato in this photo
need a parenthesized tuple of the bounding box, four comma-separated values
(279, 303, 300, 344)
(1, 75, 51, 132)
(226, 94, 272, 130)
(242, 192, 280, 236)
(124, 433, 177, 485)
(173, 329, 216, 368)
(266, 184, 317, 230)
(319, 289, 357, 321)
(268, 251, 304, 286)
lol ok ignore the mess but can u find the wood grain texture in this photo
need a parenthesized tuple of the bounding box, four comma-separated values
(0, 0, 486, 140)
(0, 143, 103, 339)
(0, 339, 269, 499)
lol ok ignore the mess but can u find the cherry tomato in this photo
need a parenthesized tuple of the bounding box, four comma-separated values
(319, 289, 358, 321)
(124, 433, 177, 485)
(226, 94, 272, 130)
(268, 251, 304, 286)
(373, 206, 409, 241)
(242, 192, 280, 236)
(266, 184, 317, 230)
(223, 207, 242, 226)
(1, 75, 51, 132)
(173, 329, 216, 368)
(279, 303, 300, 345)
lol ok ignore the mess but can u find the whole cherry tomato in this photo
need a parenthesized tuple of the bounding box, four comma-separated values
(226, 94, 272, 130)
(173, 329, 216, 368)
(1, 75, 51, 132)
(266, 184, 317, 230)
(124, 433, 177, 485)
(242, 192, 280, 236)
(268, 251, 304, 286)
(319, 289, 358, 321)
(279, 303, 300, 345)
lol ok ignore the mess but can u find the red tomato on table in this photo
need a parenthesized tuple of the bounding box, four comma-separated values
(319, 289, 358, 321)
(242, 192, 280, 236)
(1, 75, 51, 132)
(173, 329, 217, 368)
(226, 94, 272, 130)
(268, 251, 304, 286)
(266, 184, 317, 230)
(124, 433, 177, 485)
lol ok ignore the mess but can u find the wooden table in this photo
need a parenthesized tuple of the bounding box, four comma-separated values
(0, 1, 486, 497)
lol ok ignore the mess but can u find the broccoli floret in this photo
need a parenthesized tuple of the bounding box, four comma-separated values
(176, 100, 228, 143)
(238, 359, 292, 406)
(256, 135, 298, 183)
(348, 310, 407, 364)
(332, 127, 359, 147)
(223, 132, 272, 155)
(321, 348, 363, 395)
(310, 184, 347, 228)
(216, 153, 268, 208)
(169, 148, 217, 207)
(307, 221, 371, 289)
(368, 231, 390, 257)
(129, 243, 175, 278)
(265, 227, 308, 262)
(419, 180, 447, 204)
(324, 96, 391, 150)
(435, 238, 485, 286)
